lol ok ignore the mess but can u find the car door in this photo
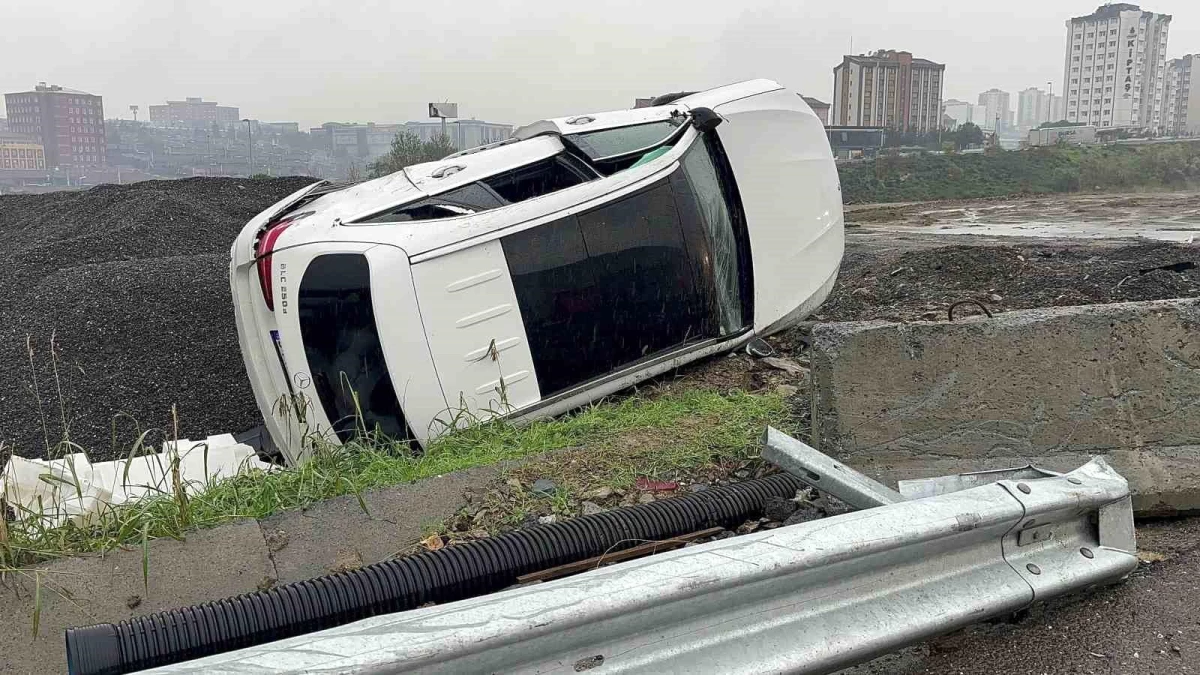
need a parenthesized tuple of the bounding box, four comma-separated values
(500, 130, 752, 398)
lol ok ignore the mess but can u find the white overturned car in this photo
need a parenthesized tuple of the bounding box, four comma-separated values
(231, 79, 844, 463)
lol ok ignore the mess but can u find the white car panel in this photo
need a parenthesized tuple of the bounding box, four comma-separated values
(400, 135, 565, 201)
(713, 88, 844, 332)
(673, 78, 784, 110)
(409, 240, 541, 426)
(512, 105, 689, 140)
(365, 245, 450, 441)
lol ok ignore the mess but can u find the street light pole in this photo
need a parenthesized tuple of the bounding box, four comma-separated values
(1047, 81, 1054, 125)
(242, 119, 253, 175)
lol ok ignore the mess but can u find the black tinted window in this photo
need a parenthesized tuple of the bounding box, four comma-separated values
(502, 216, 601, 395)
(504, 177, 715, 397)
(297, 254, 411, 443)
(577, 182, 709, 363)
(485, 155, 593, 203)
(356, 182, 505, 223)
(673, 139, 746, 335)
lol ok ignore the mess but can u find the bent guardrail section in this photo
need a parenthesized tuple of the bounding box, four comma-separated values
(146, 457, 1136, 674)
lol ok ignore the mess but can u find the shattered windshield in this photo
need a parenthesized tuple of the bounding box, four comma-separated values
(565, 121, 683, 161)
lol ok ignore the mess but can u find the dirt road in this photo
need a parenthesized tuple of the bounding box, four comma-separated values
(847, 191, 1200, 242)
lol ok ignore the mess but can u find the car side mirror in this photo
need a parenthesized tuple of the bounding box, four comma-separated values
(691, 107, 723, 132)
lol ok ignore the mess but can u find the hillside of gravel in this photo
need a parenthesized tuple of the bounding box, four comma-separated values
(0, 177, 315, 460)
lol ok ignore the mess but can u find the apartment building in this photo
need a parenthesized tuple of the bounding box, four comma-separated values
(4, 82, 106, 168)
(1164, 55, 1197, 135)
(0, 134, 46, 170)
(311, 119, 513, 161)
(978, 89, 1014, 131)
(1062, 4, 1171, 129)
(148, 98, 240, 127)
(832, 50, 946, 132)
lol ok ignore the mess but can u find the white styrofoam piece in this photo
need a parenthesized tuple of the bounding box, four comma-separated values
(1, 434, 272, 528)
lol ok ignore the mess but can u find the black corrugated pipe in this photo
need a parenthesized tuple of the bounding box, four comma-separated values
(65, 472, 802, 675)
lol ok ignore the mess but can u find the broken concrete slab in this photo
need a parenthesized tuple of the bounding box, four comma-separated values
(259, 465, 500, 585)
(811, 299, 1200, 514)
(0, 521, 274, 675)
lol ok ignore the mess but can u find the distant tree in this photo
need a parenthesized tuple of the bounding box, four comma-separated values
(368, 132, 457, 178)
(953, 123, 984, 150)
(1038, 120, 1085, 129)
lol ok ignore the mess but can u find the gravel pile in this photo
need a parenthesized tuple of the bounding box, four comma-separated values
(0, 177, 316, 461)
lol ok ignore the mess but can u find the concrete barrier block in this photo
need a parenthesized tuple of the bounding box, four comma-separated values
(811, 299, 1200, 513)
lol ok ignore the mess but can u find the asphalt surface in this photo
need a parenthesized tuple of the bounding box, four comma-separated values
(843, 517, 1200, 674)
(0, 177, 315, 460)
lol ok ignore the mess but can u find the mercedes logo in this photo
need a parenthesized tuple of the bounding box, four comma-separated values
(294, 372, 311, 389)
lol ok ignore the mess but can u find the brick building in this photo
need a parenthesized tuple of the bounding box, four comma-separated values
(4, 82, 106, 168)
(0, 134, 46, 170)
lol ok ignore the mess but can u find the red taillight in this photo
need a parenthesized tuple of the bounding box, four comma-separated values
(255, 220, 292, 311)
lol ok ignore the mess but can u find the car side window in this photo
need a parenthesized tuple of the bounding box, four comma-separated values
(356, 153, 597, 224)
(356, 182, 505, 223)
(565, 121, 684, 161)
(503, 134, 748, 397)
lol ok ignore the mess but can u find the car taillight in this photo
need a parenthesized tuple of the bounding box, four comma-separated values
(254, 220, 292, 311)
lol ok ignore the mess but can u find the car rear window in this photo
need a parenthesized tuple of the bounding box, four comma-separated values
(297, 254, 412, 443)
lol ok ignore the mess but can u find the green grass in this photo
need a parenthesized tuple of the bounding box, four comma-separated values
(839, 141, 1200, 204)
(1, 388, 787, 570)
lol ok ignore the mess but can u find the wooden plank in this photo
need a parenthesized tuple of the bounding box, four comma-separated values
(516, 527, 727, 585)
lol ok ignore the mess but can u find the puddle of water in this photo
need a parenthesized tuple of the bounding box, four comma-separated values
(915, 221, 1200, 243)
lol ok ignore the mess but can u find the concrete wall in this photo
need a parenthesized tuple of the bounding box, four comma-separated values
(811, 299, 1200, 514)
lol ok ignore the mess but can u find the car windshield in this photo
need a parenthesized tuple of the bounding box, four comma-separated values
(565, 121, 683, 161)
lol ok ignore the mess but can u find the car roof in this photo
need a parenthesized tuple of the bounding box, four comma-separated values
(286, 79, 787, 255)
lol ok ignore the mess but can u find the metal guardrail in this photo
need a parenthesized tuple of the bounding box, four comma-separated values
(146, 444, 1136, 675)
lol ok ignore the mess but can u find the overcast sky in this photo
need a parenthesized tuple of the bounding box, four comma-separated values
(4, 0, 1199, 128)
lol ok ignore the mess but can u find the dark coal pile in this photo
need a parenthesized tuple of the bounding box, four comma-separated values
(0, 177, 316, 461)
(820, 240, 1200, 323)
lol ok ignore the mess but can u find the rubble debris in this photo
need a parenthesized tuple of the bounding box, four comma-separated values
(0, 433, 271, 527)
(531, 478, 558, 496)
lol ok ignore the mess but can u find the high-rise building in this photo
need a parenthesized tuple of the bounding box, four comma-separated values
(1050, 94, 1066, 121)
(1164, 55, 1197, 135)
(942, 99, 974, 128)
(4, 82, 106, 168)
(977, 89, 1013, 131)
(1062, 4, 1171, 130)
(148, 97, 241, 127)
(832, 50, 945, 132)
(1018, 87, 1054, 129)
